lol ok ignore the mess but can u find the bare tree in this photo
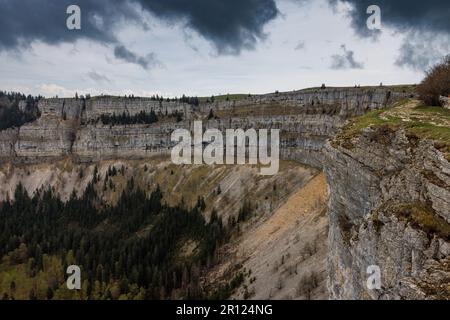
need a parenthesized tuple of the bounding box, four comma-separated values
(417, 55, 450, 106)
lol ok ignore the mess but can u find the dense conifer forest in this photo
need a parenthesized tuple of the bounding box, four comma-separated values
(0, 176, 229, 300)
(0, 91, 40, 131)
(99, 110, 159, 126)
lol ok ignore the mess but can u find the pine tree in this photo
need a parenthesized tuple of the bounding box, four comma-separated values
(208, 109, 214, 120)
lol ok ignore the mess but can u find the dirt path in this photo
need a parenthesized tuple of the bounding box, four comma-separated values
(382, 99, 450, 127)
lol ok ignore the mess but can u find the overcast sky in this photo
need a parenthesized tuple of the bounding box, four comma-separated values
(0, 0, 449, 98)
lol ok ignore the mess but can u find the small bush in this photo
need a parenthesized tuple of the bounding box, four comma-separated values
(296, 272, 320, 300)
(417, 55, 450, 106)
(302, 238, 318, 257)
(276, 277, 284, 290)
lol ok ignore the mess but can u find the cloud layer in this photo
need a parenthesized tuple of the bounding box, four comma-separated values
(114, 45, 161, 70)
(330, 45, 364, 70)
(0, 0, 141, 51)
(139, 0, 278, 54)
(0, 0, 279, 55)
(328, 0, 450, 70)
(395, 31, 450, 71)
(330, 0, 450, 36)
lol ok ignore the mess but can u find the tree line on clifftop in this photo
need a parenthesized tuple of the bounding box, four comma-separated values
(0, 91, 41, 131)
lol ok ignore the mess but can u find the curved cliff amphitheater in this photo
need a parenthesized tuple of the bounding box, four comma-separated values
(0, 87, 406, 165)
(1, 86, 449, 300)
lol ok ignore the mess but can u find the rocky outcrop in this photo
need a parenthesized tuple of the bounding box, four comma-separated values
(325, 127, 450, 299)
(440, 96, 450, 110)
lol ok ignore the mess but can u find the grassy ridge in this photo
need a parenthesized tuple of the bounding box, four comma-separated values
(335, 99, 450, 158)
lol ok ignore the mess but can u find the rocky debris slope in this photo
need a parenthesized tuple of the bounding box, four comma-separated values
(229, 173, 329, 300)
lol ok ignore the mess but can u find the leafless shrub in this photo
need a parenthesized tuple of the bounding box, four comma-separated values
(312, 197, 323, 211)
(302, 238, 318, 257)
(243, 286, 255, 300)
(296, 271, 320, 300)
(276, 277, 284, 290)
(272, 261, 279, 273)
(417, 55, 450, 106)
(285, 263, 297, 276)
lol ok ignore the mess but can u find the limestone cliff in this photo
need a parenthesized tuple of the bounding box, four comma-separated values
(0, 87, 409, 167)
(4, 86, 447, 300)
(325, 103, 450, 299)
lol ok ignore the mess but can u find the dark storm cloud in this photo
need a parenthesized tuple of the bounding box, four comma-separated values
(395, 41, 430, 71)
(114, 45, 161, 70)
(328, 0, 450, 36)
(395, 32, 450, 71)
(0, 0, 142, 51)
(327, 0, 450, 71)
(139, 0, 279, 54)
(330, 45, 364, 70)
(0, 0, 279, 55)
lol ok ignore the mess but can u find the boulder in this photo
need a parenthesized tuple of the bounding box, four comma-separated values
(439, 96, 450, 109)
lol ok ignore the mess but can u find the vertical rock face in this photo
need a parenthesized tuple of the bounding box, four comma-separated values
(38, 98, 84, 120)
(0, 87, 409, 165)
(200, 87, 399, 114)
(5, 86, 443, 300)
(0, 128, 18, 157)
(83, 97, 192, 122)
(325, 128, 450, 299)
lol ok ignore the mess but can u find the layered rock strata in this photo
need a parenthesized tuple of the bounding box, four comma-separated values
(325, 127, 450, 299)
(0, 87, 409, 167)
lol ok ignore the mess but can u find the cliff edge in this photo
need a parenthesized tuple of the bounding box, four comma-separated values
(325, 100, 450, 299)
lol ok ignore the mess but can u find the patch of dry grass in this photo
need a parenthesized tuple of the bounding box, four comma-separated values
(334, 99, 450, 158)
(393, 203, 450, 240)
